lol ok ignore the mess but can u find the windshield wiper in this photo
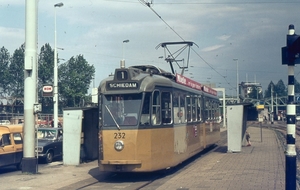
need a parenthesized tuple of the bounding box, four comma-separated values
(105, 105, 121, 130)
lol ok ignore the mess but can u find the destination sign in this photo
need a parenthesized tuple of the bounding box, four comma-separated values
(107, 82, 138, 90)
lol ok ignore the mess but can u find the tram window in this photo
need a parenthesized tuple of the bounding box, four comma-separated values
(103, 94, 142, 126)
(161, 91, 172, 124)
(141, 93, 151, 125)
(186, 96, 192, 122)
(173, 93, 181, 124)
(213, 102, 217, 120)
(192, 97, 197, 121)
(152, 90, 161, 125)
(180, 95, 186, 123)
(204, 100, 209, 122)
(209, 101, 212, 120)
(197, 97, 202, 121)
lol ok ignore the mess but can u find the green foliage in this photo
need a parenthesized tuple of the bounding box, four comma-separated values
(0, 46, 10, 96)
(264, 79, 287, 98)
(8, 44, 25, 98)
(1, 43, 96, 114)
(295, 78, 300, 93)
(274, 79, 287, 97)
(58, 54, 95, 107)
(38, 43, 55, 113)
(38, 43, 54, 85)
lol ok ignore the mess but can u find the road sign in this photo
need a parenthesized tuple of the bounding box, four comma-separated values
(42, 85, 53, 97)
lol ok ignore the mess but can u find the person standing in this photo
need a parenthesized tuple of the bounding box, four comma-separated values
(246, 131, 251, 146)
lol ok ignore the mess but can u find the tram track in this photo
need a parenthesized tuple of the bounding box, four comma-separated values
(60, 130, 228, 190)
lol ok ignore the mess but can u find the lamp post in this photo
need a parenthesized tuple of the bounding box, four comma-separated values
(122, 39, 129, 60)
(54, 2, 63, 128)
(233, 58, 239, 103)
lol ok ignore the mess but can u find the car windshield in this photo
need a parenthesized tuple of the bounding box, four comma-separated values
(102, 93, 142, 127)
(37, 129, 57, 140)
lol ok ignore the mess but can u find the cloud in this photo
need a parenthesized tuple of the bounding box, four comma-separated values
(217, 35, 231, 41)
(201, 44, 224, 52)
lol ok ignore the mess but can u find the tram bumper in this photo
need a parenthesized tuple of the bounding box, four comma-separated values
(99, 160, 142, 172)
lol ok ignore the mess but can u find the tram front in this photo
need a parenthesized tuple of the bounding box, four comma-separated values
(98, 64, 154, 172)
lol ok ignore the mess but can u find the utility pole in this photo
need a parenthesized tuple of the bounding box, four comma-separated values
(23, 0, 38, 174)
(53, 2, 64, 128)
(233, 58, 239, 103)
(271, 84, 274, 124)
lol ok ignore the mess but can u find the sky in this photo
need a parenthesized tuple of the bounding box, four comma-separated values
(1, 0, 300, 97)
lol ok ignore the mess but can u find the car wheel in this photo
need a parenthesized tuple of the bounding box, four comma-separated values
(45, 151, 53, 163)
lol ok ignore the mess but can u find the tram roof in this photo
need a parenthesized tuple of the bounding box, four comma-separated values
(99, 64, 217, 98)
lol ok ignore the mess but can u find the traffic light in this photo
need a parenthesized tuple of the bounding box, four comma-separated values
(282, 25, 300, 65)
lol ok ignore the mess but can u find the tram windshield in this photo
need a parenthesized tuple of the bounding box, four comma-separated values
(103, 94, 142, 126)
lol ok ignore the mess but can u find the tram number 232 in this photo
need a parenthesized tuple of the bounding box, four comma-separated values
(114, 132, 125, 139)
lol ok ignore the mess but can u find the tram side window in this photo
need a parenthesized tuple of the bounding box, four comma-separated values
(213, 101, 219, 120)
(141, 93, 151, 125)
(173, 93, 181, 124)
(210, 101, 214, 120)
(186, 96, 192, 122)
(180, 95, 186, 123)
(192, 97, 197, 121)
(197, 97, 202, 122)
(152, 90, 161, 125)
(173, 93, 178, 123)
(162, 91, 172, 124)
(212, 102, 216, 120)
(204, 99, 209, 122)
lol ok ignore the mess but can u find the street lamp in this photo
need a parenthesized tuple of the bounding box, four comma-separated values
(54, 2, 63, 128)
(122, 39, 129, 60)
(233, 58, 239, 103)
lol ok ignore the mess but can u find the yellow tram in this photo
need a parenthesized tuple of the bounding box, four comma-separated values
(98, 64, 220, 172)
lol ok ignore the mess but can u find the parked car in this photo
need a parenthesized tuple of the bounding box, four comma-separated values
(36, 128, 63, 163)
(0, 124, 23, 169)
(0, 120, 11, 125)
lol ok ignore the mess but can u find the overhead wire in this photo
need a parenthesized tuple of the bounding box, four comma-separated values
(138, 0, 185, 41)
(139, 0, 236, 89)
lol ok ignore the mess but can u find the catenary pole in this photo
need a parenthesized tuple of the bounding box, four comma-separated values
(23, 0, 38, 173)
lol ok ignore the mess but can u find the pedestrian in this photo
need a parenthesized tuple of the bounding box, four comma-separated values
(246, 131, 251, 146)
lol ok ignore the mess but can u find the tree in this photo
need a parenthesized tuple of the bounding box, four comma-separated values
(8, 44, 25, 98)
(59, 55, 95, 107)
(264, 81, 275, 98)
(264, 80, 287, 98)
(295, 78, 300, 93)
(274, 79, 287, 97)
(0, 46, 10, 96)
(38, 43, 55, 113)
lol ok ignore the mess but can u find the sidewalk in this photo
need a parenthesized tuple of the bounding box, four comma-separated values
(0, 126, 287, 189)
(154, 126, 286, 190)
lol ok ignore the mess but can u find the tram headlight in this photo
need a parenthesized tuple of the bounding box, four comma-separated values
(114, 140, 124, 151)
